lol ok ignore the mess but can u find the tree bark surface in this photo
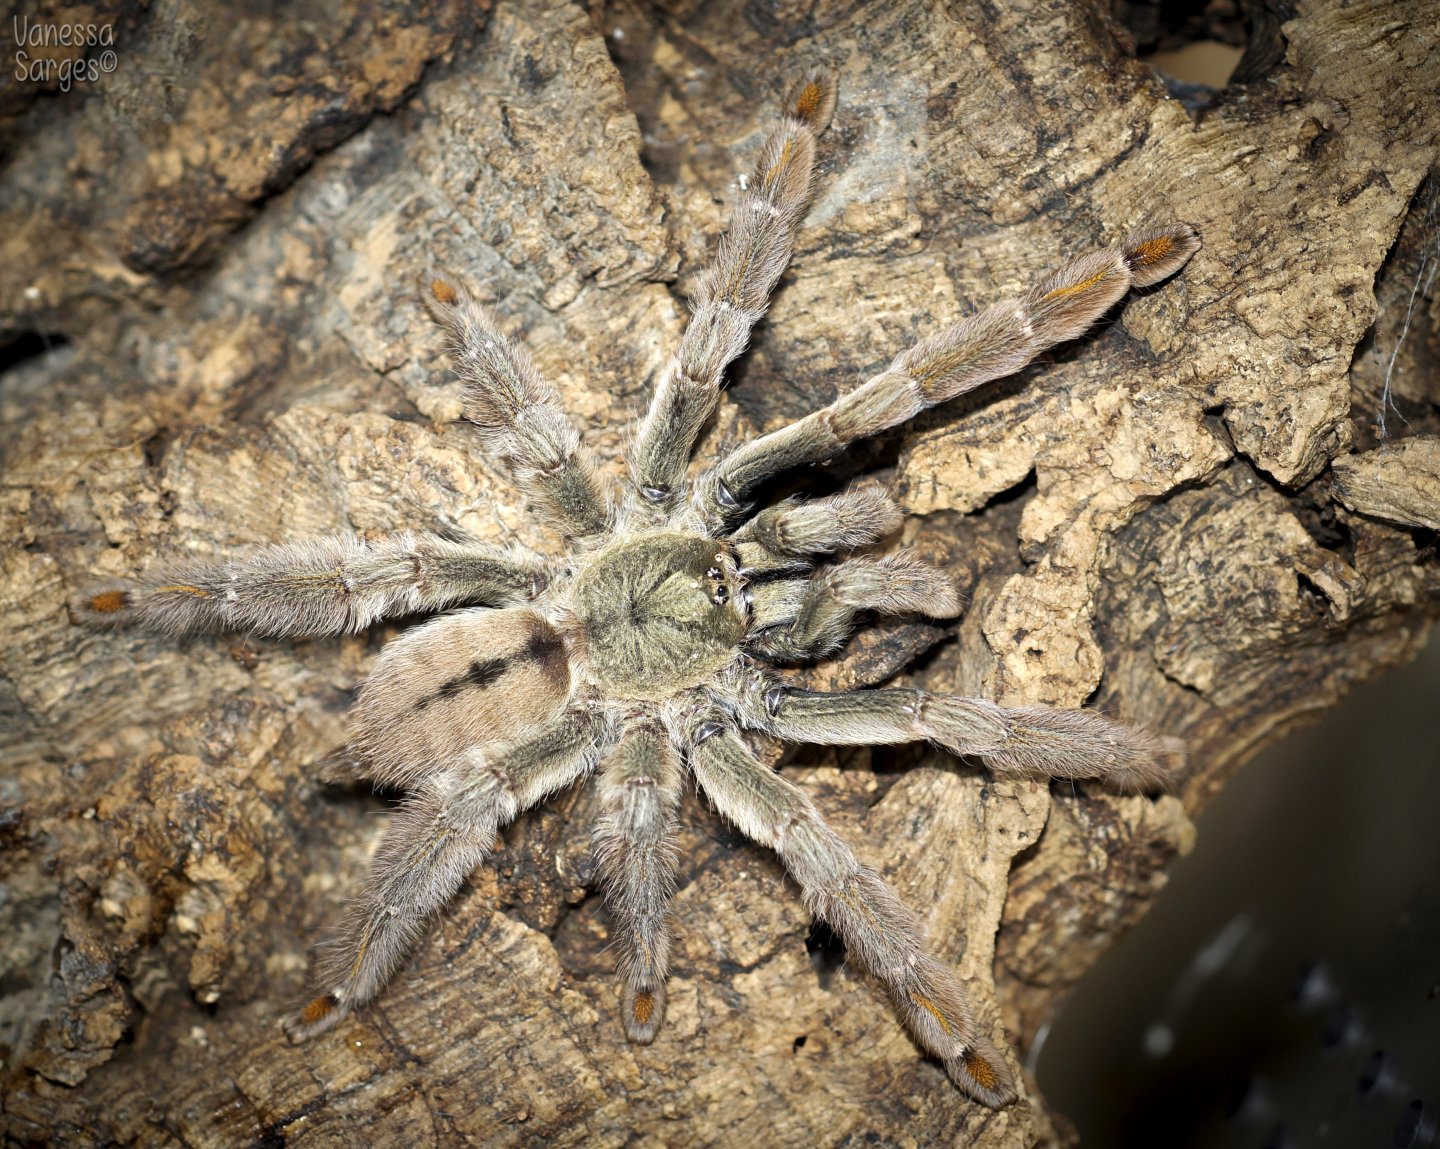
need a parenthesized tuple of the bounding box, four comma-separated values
(2, 1, 1437, 1146)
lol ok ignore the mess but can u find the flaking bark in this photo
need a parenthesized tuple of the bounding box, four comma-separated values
(2, 0, 1437, 1145)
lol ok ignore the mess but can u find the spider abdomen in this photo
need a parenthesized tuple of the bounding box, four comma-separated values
(352, 607, 572, 788)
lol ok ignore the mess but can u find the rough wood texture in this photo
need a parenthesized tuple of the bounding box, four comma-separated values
(3, 0, 1438, 1145)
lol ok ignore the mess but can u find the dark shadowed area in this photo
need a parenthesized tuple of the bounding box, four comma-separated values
(1041, 638, 1440, 1146)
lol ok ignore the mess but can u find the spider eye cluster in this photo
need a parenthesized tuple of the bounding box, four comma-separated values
(573, 532, 746, 700)
(704, 563, 731, 606)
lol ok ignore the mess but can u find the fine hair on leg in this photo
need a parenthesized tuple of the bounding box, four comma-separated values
(687, 721, 1017, 1105)
(736, 483, 904, 561)
(748, 684, 1172, 791)
(592, 724, 683, 1043)
(422, 274, 613, 538)
(745, 554, 961, 662)
(71, 532, 546, 637)
(284, 709, 602, 1041)
(705, 226, 1201, 520)
(628, 71, 838, 506)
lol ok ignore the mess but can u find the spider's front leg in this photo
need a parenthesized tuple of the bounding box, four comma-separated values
(593, 724, 683, 1043)
(744, 682, 1171, 791)
(285, 709, 601, 1042)
(735, 483, 904, 566)
(687, 721, 1016, 1106)
(705, 225, 1201, 522)
(628, 71, 838, 506)
(730, 483, 962, 659)
(745, 553, 960, 662)
(72, 532, 546, 637)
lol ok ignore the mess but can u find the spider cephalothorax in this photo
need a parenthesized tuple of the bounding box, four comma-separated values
(75, 70, 1198, 1106)
(572, 533, 747, 698)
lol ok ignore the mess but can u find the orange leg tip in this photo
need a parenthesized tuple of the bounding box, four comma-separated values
(787, 71, 837, 132)
(792, 82, 826, 123)
(87, 590, 130, 614)
(631, 990, 655, 1025)
(430, 278, 459, 305)
(1123, 226, 1200, 286)
(962, 1048, 1001, 1093)
(1130, 235, 1175, 265)
(299, 993, 338, 1026)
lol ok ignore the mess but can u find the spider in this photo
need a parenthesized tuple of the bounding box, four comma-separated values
(74, 70, 1198, 1107)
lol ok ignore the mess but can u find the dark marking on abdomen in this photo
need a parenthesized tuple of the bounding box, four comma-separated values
(414, 619, 568, 710)
(417, 656, 508, 709)
(524, 623, 570, 688)
(524, 627, 564, 665)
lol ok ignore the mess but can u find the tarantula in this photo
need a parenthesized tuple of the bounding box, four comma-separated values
(75, 71, 1198, 1106)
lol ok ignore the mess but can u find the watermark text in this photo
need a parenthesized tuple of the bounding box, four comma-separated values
(13, 16, 117, 92)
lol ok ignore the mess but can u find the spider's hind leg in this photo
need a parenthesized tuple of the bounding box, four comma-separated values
(687, 722, 1017, 1106)
(284, 710, 601, 1042)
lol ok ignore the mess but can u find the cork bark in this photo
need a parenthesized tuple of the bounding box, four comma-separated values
(3, 0, 1437, 1145)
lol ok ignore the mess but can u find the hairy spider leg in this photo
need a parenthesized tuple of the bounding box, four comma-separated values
(593, 725, 684, 1043)
(747, 684, 1172, 791)
(423, 275, 613, 539)
(688, 723, 1017, 1107)
(628, 70, 838, 507)
(736, 483, 905, 563)
(71, 532, 545, 637)
(743, 553, 961, 662)
(285, 710, 602, 1041)
(704, 226, 1201, 523)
